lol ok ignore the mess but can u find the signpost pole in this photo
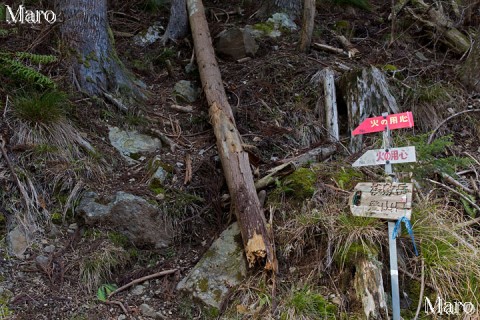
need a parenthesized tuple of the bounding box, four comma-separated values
(382, 112, 400, 320)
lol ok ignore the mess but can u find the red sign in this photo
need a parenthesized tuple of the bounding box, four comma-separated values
(352, 112, 414, 136)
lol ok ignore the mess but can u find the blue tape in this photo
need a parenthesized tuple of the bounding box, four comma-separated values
(392, 216, 419, 256)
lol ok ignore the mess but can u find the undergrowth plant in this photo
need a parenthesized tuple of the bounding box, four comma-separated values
(0, 51, 57, 88)
(79, 240, 129, 293)
(410, 201, 480, 305)
(13, 90, 67, 124)
(394, 133, 472, 181)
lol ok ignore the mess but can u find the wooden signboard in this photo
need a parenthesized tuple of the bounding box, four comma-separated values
(352, 146, 416, 167)
(350, 182, 413, 220)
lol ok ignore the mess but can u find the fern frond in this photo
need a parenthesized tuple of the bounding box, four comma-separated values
(0, 55, 56, 88)
(15, 52, 58, 64)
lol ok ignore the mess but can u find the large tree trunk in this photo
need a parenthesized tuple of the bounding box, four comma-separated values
(56, 0, 146, 108)
(161, 0, 189, 45)
(460, 29, 480, 92)
(187, 0, 277, 271)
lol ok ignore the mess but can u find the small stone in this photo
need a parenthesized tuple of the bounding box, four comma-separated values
(140, 303, 157, 318)
(216, 27, 258, 60)
(68, 223, 78, 230)
(44, 245, 55, 253)
(118, 315, 127, 320)
(7, 226, 29, 259)
(36, 255, 50, 269)
(131, 285, 145, 296)
(173, 80, 199, 103)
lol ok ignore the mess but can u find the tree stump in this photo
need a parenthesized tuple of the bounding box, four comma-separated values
(354, 256, 390, 320)
(339, 66, 399, 153)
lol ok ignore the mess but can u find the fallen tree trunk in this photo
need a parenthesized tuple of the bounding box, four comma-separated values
(406, 0, 470, 54)
(187, 0, 277, 271)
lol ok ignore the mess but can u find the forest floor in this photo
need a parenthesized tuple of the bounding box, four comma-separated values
(1, 0, 480, 319)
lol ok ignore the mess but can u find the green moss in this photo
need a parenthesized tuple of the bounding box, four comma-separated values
(51, 212, 63, 225)
(253, 21, 276, 35)
(282, 168, 316, 200)
(203, 248, 217, 259)
(198, 278, 209, 292)
(337, 242, 378, 265)
(213, 289, 222, 302)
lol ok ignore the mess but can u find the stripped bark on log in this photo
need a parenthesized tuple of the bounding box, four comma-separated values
(187, 0, 277, 271)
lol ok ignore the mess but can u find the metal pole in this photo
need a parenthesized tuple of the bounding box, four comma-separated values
(388, 221, 401, 320)
(382, 112, 400, 320)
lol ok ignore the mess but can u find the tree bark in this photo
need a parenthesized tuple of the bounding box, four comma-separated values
(298, 0, 315, 52)
(161, 0, 189, 45)
(56, 0, 146, 108)
(186, 0, 277, 271)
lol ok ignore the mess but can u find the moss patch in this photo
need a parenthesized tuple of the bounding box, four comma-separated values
(283, 168, 316, 200)
(198, 278, 209, 292)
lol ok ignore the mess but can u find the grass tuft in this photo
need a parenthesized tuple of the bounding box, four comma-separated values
(79, 240, 129, 293)
(13, 90, 67, 124)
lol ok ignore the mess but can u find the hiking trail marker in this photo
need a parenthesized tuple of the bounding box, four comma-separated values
(350, 111, 417, 320)
(352, 111, 414, 135)
(352, 146, 416, 167)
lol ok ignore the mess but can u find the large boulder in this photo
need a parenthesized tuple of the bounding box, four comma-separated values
(77, 191, 173, 248)
(215, 27, 258, 60)
(177, 222, 247, 313)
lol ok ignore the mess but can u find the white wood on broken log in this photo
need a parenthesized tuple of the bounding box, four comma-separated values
(354, 256, 389, 320)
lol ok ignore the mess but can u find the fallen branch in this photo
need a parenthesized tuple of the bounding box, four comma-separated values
(427, 109, 480, 144)
(184, 153, 192, 185)
(108, 269, 178, 299)
(440, 172, 474, 195)
(254, 144, 336, 190)
(105, 300, 129, 316)
(427, 178, 480, 218)
(170, 104, 194, 113)
(313, 43, 346, 55)
(148, 128, 178, 152)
